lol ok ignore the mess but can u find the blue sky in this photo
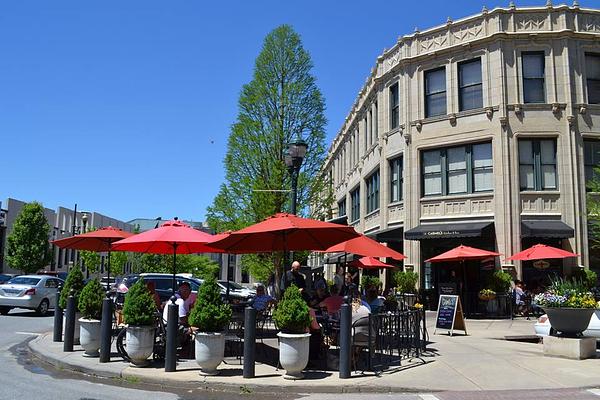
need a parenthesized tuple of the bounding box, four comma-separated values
(0, 0, 565, 222)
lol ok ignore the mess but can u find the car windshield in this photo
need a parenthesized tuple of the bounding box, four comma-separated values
(7, 277, 41, 286)
(221, 281, 245, 290)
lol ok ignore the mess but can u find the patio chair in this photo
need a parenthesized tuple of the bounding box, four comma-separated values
(351, 315, 375, 372)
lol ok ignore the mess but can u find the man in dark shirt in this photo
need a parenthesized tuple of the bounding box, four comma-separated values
(284, 261, 307, 299)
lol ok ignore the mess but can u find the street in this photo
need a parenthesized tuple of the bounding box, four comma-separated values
(3, 309, 600, 400)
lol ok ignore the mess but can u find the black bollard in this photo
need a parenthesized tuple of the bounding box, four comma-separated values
(339, 301, 352, 378)
(53, 286, 63, 342)
(63, 291, 76, 352)
(243, 307, 256, 378)
(164, 298, 178, 372)
(99, 293, 113, 363)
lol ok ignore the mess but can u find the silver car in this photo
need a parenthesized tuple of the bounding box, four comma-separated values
(0, 275, 63, 316)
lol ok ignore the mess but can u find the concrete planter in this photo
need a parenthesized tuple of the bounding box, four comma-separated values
(63, 312, 81, 345)
(126, 325, 155, 367)
(277, 332, 311, 380)
(194, 332, 225, 375)
(544, 307, 595, 338)
(79, 318, 101, 357)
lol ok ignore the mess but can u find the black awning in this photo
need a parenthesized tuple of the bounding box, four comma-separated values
(521, 220, 574, 238)
(327, 215, 347, 226)
(405, 221, 494, 240)
(366, 225, 404, 242)
(323, 252, 349, 264)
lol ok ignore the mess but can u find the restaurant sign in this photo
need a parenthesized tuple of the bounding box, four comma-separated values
(533, 260, 550, 270)
(424, 230, 460, 237)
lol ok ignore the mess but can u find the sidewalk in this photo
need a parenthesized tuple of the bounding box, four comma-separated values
(28, 315, 600, 393)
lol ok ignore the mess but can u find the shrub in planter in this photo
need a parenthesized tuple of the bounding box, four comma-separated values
(122, 279, 156, 366)
(490, 271, 512, 294)
(188, 276, 231, 375)
(393, 270, 418, 294)
(59, 267, 85, 310)
(478, 288, 496, 301)
(360, 275, 380, 293)
(273, 285, 312, 379)
(78, 278, 104, 356)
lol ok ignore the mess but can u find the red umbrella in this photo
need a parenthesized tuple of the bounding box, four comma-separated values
(425, 245, 500, 263)
(506, 244, 578, 261)
(111, 219, 222, 296)
(53, 226, 134, 287)
(207, 213, 359, 253)
(321, 234, 406, 260)
(350, 256, 395, 270)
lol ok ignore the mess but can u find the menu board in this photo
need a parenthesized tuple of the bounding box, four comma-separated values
(434, 295, 467, 336)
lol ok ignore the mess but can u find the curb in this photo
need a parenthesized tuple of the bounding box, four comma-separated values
(27, 333, 430, 394)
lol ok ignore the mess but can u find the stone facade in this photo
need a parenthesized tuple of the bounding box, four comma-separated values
(322, 4, 600, 286)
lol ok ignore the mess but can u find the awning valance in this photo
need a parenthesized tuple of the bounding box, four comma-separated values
(521, 220, 574, 239)
(366, 225, 404, 242)
(405, 221, 494, 240)
(326, 215, 348, 226)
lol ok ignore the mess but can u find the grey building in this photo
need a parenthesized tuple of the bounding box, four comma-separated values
(321, 3, 600, 302)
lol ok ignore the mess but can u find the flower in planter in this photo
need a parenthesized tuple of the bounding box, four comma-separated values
(533, 278, 598, 309)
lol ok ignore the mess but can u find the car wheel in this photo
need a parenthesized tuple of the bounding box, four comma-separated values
(37, 299, 50, 316)
(0, 306, 11, 315)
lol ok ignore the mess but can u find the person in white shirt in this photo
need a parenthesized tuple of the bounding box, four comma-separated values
(162, 282, 193, 326)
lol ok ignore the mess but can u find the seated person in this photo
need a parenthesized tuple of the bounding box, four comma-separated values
(340, 272, 358, 297)
(351, 297, 372, 342)
(162, 281, 193, 326)
(318, 285, 345, 315)
(251, 284, 276, 312)
(308, 282, 329, 309)
(364, 287, 384, 313)
(145, 280, 162, 311)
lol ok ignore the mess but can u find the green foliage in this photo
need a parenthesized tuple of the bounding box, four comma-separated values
(109, 251, 128, 276)
(205, 25, 329, 289)
(6, 202, 51, 274)
(122, 279, 156, 326)
(490, 270, 512, 293)
(80, 251, 101, 274)
(588, 166, 600, 250)
(59, 267, 85, 310)
(188, 276, 231, 332)
(187, 255, 220, 279)
(78, 278, 104, 320)
(130, 253, 218, 278)
(273, 285, 311, 334)
(360, 275, 380, 290)
(572, 268, 598, 291)
(393, 271, 419, 294)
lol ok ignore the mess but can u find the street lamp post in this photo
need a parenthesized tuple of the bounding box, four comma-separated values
(284, 138, 308, 215)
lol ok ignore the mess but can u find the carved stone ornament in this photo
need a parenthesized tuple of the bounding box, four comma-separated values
(579, 105, 587, 115)
(581, 15, 600, 33)
(449, 113, 457, 126)
(514, 104, 523, 115)
(420, 31, 448, 52)
(551, 103, 560, 114)
(567, 115, 575, 126)
(453, 23, 484, 42)
(516, 14, 548, 31)
(486, 107, 494, 119)
(404, 132, 412, 144)
(499, 116, 508, 127)
(415, 120, 423, 131)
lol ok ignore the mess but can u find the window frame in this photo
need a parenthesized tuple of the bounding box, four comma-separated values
(389, 156, 403, 203)
(390, 83, 399, 130)
(421, 142, 494, 197)
(424, 66, 447, 118)
(518, 139, 558, 191)
(458, 58, 483, 111)
(366, 169, 380, 214)
(521, 51, 546, 104)
(350, 187, 361, 223)
(584, 140, 600, 190)
(338, 197, 347, 217)
(586, 53, 600, 105)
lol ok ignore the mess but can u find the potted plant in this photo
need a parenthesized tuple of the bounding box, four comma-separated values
(534, 278, 598, 337)
(188, 275, 232, 375)
(478, 288, 496, 301)
(59, 267, 85, 344)
(273, 285, 311, 380)
(122, 279, 156, 366)
(78, 278, 104, 357)
(393, 270, 419, 307)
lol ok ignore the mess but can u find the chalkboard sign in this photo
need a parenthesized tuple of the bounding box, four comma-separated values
(434, 295, 467, 336)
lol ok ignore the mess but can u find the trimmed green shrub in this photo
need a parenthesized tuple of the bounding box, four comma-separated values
(490, 270, 512, 293)
(572, 268, 598, 291)
(188, 276, 231, 332)
(59, 267, 85, 310)
(361, 275, 380, 290)
(273, 285, 311, 334)
(78, 278, 104, 320)
(122, 279, 156, 326)
(393, 270, 419, 294)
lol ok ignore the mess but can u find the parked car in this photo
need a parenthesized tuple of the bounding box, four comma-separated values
(218, 280, 256, 298)
(0, 274, 18, 285)
(115, 273, 252, 306)
(37, 270, 68, 281)
(0, 275, 64, 316)
(534, 311, 600, 339)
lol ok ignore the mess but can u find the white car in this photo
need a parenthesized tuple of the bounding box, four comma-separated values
(534, 310, 600, 338)
(0, 275, 63, 316)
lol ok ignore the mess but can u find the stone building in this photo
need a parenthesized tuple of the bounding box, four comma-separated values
(321, 3, 600, 306)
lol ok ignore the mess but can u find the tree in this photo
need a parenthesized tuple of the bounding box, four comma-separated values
(206, 25, 330, 290)
(588, 166, 600, 251)
(6, 202, 51, 274)
(130, 253, 219, 278)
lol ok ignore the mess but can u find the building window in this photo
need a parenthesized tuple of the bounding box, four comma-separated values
(350, 188, 360, 222)
(366, 170, 380, 214)
(373, 102, 378, 139)
(421, 142, 493, 197)
(522, 52, 545, 103)
(519, 139, 557, 191)
(364, 116, 368, 151)
(390, 83, 399, 129)
(584, 140, 600, 188)
(425, 67, 446, 117)
(338, 198, 347, 217)
(390, 157, 403, 203)
(586, 53, 600, 104)
(458, 58, 483, 111)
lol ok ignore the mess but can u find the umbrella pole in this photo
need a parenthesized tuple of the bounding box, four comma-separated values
(107, 249, 111, 295)
(172, 243, 178, 300)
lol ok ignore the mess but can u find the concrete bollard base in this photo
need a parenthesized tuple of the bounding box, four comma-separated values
(543, 336, 597, 360)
